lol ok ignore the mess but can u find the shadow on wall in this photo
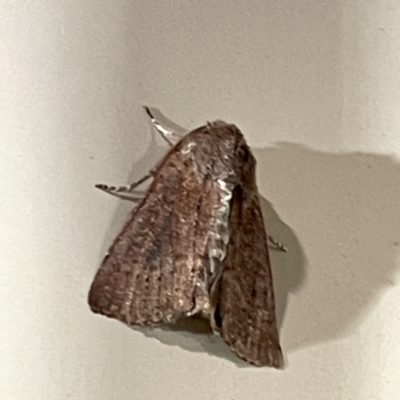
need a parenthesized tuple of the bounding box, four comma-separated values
(254, 144, 400, 355)
(93, 116, 400, 367)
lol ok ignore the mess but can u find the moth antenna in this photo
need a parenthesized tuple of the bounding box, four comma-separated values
(143, 105, 178, 146)
(142, 105, 155, 120)
(95, 173, 152, 194)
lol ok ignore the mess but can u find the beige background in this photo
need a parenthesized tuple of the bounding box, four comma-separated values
(2, 1, 400, 399)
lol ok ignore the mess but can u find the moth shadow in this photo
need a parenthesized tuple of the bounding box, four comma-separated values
(254, 144, 400, 354)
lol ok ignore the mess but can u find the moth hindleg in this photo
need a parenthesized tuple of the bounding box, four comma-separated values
(267, 234, 287, 252)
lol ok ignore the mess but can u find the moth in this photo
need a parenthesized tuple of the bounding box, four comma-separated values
(88, 107, 284, 367)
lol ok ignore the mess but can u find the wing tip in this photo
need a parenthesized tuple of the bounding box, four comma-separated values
(233, 345, 284, 369)
(220, 331, 284, 368)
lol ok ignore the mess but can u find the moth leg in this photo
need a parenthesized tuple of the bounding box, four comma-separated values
(184, 283, 211, 319)
(95, 173, 152, 194)
(143, 105, 182, 146)
(267, 234, 287, 252)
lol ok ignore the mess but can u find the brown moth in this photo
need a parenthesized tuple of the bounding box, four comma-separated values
(88, 107, 284, 368)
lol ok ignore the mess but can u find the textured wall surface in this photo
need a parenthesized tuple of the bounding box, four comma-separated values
(2, 1, 400, 399)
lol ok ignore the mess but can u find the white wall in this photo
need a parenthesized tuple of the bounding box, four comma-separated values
(2, 1, 400, 399)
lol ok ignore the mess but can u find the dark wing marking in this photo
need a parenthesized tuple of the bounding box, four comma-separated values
(88, 147, 218, 326)
(217, 183, 283, 367)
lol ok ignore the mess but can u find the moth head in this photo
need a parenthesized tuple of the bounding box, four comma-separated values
(184, 121, 255, 182)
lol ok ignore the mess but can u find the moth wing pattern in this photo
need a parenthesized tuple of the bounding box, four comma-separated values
(88, 138, 219, 325)
(217, 162, 283, 367)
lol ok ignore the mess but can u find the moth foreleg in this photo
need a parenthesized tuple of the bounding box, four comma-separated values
(143, 105, 182, 146)
(267, 234, 287, 252)
(95, 173, 152, 194)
